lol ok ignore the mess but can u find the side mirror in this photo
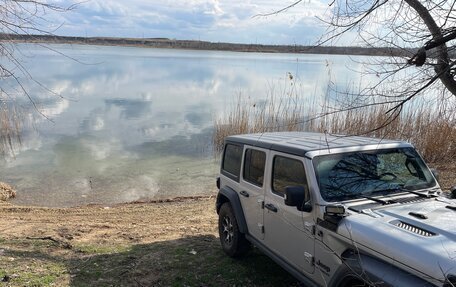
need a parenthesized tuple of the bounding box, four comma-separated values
(284, 186, 312, 212)
(430, 168, 439, 181)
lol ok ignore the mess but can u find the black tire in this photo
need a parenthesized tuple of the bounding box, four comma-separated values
(218, 202, 250, 257)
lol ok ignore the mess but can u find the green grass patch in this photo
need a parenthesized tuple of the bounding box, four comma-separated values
(1, 235, 299, 286)
(74, 243, 131, 255)
(0, 260, 67, 286)
(161, 239, 299, 287)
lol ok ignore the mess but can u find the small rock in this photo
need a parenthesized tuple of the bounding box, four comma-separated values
(189, 249, 197, 255)
(1, 275, 10, 282)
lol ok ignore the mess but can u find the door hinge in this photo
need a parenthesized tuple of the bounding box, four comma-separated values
(305, 222, 315, 235)
(304, 252, 314, 265)
(257, 199, 264, 209)
(258, 223, 264, 233)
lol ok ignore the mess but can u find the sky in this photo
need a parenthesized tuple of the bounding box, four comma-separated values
(44, 0, 333, 45)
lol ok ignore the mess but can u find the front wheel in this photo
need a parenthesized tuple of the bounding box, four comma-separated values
(218, 202, 250, 257)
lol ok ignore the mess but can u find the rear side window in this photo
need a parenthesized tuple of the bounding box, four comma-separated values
(222, 144, 243, 180)
(243, 149, 266, 187)
(272, 156, 307, 196)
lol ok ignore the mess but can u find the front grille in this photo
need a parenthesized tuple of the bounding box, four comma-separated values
(394, 221, 436, 237)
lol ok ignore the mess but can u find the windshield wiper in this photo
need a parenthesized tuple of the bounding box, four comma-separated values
(333, 189, 394, 204)
(373, 186, 436, 198)
(400, 188, 436, 198)
(360, 195, 395, 205)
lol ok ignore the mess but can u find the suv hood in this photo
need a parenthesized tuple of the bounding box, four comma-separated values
(338, 197, 456, 282)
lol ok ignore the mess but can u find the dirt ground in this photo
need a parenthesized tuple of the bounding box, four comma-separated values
(0, 196, 299, 286)
(0, 196, 218, 247)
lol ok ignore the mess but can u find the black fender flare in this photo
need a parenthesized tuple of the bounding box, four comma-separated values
(329, 249, 435, 287)
(216, 186, 248, 234)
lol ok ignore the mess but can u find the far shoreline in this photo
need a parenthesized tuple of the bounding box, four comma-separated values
(0, 33, 412, 57)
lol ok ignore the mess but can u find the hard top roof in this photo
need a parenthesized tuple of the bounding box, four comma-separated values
(225, 132, 410, 157)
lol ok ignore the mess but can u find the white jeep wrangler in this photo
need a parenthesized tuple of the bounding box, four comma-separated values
(215, 132, 456, 287)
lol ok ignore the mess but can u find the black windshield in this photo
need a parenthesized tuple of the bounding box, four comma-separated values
(313, 148, 436, 202)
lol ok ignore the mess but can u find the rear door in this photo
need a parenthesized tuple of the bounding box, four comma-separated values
(238, 146, 268, 240)
(263, 152, 315, 274)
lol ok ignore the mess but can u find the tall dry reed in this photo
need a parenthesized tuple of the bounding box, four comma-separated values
(213, 79, 456, 164)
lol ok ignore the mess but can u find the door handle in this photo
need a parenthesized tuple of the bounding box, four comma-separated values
(264, 203, 278, 212)
(240, 190, 249, 198)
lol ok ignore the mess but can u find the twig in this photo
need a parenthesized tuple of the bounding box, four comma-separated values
(25, 236, 72, 249)
(134, 278, 145, 287)
(253, 0, 303, 18)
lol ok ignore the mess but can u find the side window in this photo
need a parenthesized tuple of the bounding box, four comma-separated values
(243, 149, 266, 187)
(272, 156, 307, 196)
(222, 144, 243, 180)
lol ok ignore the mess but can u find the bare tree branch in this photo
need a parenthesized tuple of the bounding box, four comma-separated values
(253, 0, 303, 18)
(0, 0, 78, 154)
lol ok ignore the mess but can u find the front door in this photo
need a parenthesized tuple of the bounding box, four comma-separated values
(263, 153, 315, 274)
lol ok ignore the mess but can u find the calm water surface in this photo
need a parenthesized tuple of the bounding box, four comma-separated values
(1, 44, 367, 207)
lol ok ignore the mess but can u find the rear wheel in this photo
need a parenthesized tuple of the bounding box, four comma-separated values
(218, 202, 250, 257)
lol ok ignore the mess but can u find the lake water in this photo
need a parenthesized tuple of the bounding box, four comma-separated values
(1, 44, 368, 207)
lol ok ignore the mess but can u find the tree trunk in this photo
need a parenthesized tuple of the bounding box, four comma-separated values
(404, 0, 456, 96)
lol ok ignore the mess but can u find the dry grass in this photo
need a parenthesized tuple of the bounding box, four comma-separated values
(213, 82, 456, 165)
(0, 181, 16, 201)
(213, 92, 306, 148)
(320, 100, 456, 163)
(213, 78, 319, 152)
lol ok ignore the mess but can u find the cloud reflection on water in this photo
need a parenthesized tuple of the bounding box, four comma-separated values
(1, 45, 368, 206)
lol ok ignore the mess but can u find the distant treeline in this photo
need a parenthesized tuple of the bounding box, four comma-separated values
(0, 33, 446, 58)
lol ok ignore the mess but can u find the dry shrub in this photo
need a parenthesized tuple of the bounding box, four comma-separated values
(213, 91, 306, 153)
(322, 100, 456, 163)
(213, 85, 455, 165)
(0, 182, 16, 201)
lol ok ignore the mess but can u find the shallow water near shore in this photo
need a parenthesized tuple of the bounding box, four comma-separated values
(1, 44, 370, 207)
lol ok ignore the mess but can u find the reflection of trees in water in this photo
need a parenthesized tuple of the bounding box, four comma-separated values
(0, 1, 75, 159)
(0, 100, 23, 158)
